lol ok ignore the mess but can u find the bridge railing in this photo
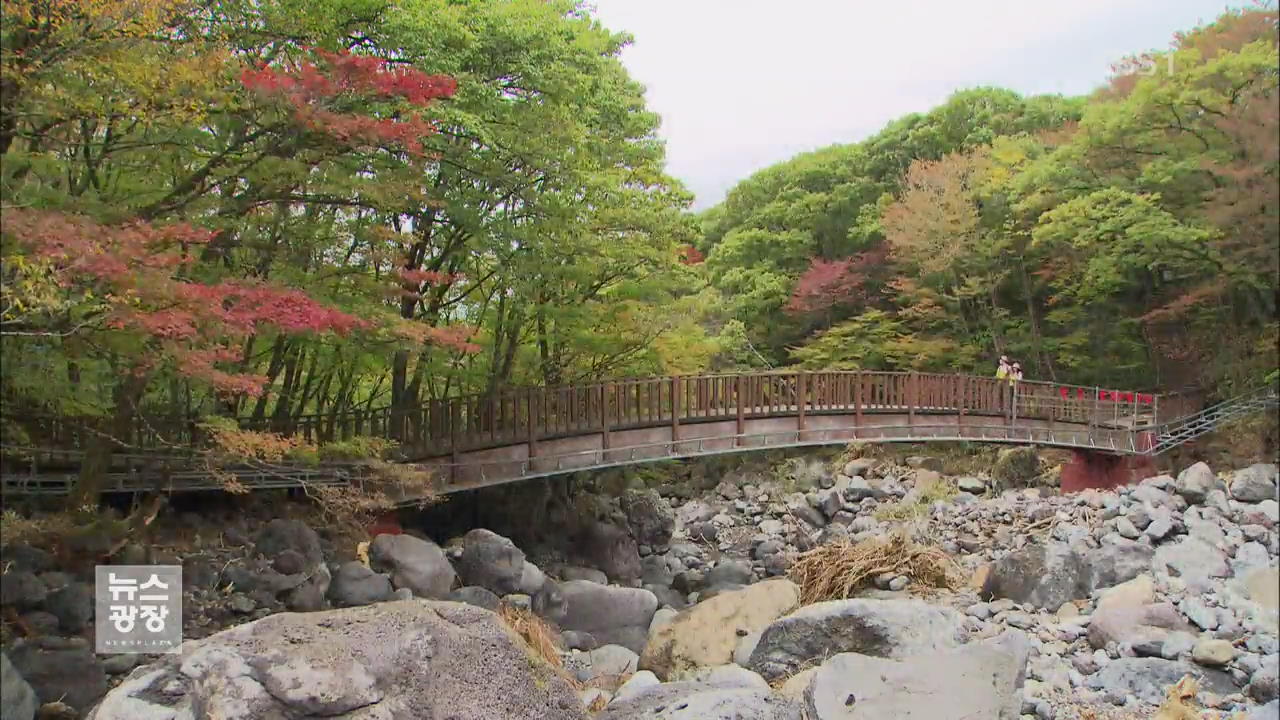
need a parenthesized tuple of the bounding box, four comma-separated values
(2, 371, 1192, 461)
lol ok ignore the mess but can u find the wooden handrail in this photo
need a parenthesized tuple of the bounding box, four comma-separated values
(1, 371, 1193, 460)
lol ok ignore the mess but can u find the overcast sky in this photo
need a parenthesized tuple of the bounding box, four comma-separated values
(588, 0, 1236, 209)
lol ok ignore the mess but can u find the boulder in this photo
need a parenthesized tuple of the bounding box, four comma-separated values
(1096, 573, 1155, 612)
(519, 561, 547, 596)
(704, 560, 753, 589)
(283, 562, 330, 611)
(254, 518, 323, 566)
(1191, 638, 1235, 666)
(0, 571, 46, 610)
(86, 600, 586, 720)
(1153, 536, 1230, 587)
(640, 579, 802, 680)
(559, 566, 608, 584)
(677, 664, 770, 690)
(1087, 657, 1235, 706)
(842, 458, 876, 478)
(1231, 464, 1279, 503)
(598, 681, 803, 720)
(448, 586, 502, 611)
(368, 533, 455, 599)
(1174, 462, 1219, 503)
(621, 489, 675, 548)
(982, 540, 1153, 610)
(957, 476, 987, 494)
(558, 581, 657, 654)
(803, 630, 1029, 720)
(991, 447, 1040, 491)
(43, 582, 93, 633)
(613, 670, 661, 703)
(457, 529, 526, 596)
(571, 644, 638, 683)
(6, 640, 107, 715)
(577, 522, 642, 583)
(746, 598, 964, 681)
(1088, 602, 1190, 650)
(327, 561, 393, 607)
(1, 651, 37, 720)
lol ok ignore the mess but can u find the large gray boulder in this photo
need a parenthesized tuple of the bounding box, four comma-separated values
(457, 529, 526, 596)
(803, 630, 1030, 719)
(254, 518, 323, 566)
(982, 540, 1153, 610)
(0, 570, 46, 610)
(1231, 464, 1279, 504)
(1, 651, 37, 720)
(557, 581, 657, 654)
(368, 533, 456, 599)
(87, 600, 586, 720)
(621, 489, 675, 548)
(1153, 536, 1230, 589)
(598, 681, 803, 720)
(1174, 462, 1219, 504)
(746, 598, 964, 681)
(44, 581, 93, 633)
(327, 561, 393, 607)
(1087, 657, 1235, 706)
(6, 639, 107, 715)
(576, 522, 642, 583)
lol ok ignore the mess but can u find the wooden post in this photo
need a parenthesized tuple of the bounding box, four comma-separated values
(958, 375, 966, 432)
(671, 376, 681, 442)
(796, 372, 807, 437)
(1090, 386, 1100, 441)
(526, 388, 538, 459)
(601, 384, 612, 451)
(735, 375, 745, 447)
(854, 370, 863, 433)
(908, 371, 917, 426)
(449, 400, 460, 486)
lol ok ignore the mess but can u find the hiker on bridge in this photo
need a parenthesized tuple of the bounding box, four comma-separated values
(996, 355, 1011, 381)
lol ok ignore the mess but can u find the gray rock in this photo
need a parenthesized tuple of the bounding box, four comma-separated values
(803, 630, 1029, 720)
(1, 652, 37, 720)
(1250, 656, 1279, 702)
(100, 654, 140, 675)
(18, 611, 58, 636)
(0, 571, 46, 610)
(457, 529, 526, 596)
(843, 458, 876, 478)
(44, 582, 93, 633)
(558, 580, 657, 651)
(1153, 536, 1230, 586)
(86, 600, 585, 720)
(982, 540, 1153, 610)
(1116, 517, 1141, 540)
(562, 630, 597, 651)
(842, 476, 882, 502)
(573, 644, 638, 683)
(1247, 700, 1279, 720)
(254, 518, 323, 566)
(612, 670, 661, 703)
(6, 642, 107, 714)
(706, 560, 753, 589)
(368, 533, 455, 599)
(447, 585, 502, 611)
(1087, 657, 1235, 706)
(957, 476, 987, 494)
(283, 562, 330, 612)
(560, 566, 608, 584)
(578, 522, 643, 583)
(622, 489, 675, 548)
(1, 545, 53, 574)
(1145, 516, 1174, 540)
(1175, 462, 1218, 504)
(519, 561, 547, 596)
(747, 598, 964, 681)
(1231, 464, 1278, 504)
(598, 681, 803, 719)
(328, 561, 393, 607)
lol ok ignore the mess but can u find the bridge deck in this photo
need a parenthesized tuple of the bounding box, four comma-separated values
(2, 370, 1192, 500)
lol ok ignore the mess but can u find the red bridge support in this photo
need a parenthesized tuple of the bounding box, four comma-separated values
(1060, 431, 1157, 493)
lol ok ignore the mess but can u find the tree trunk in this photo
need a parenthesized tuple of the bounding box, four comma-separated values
(70, 371, 149, 509)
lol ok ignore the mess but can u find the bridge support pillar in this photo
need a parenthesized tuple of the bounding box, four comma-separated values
(1060, 450, 1156, 493)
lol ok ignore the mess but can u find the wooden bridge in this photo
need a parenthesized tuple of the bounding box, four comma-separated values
(1, 370, 1249, 500)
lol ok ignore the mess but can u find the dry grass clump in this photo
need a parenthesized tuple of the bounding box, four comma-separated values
(788, 529, 961, 604)
(498, 603, 565, 670)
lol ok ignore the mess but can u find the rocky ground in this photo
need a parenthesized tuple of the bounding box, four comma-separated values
(1, 447, 1277, 719)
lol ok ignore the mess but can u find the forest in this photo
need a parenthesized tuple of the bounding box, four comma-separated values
(0, 1, 1276, 499)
